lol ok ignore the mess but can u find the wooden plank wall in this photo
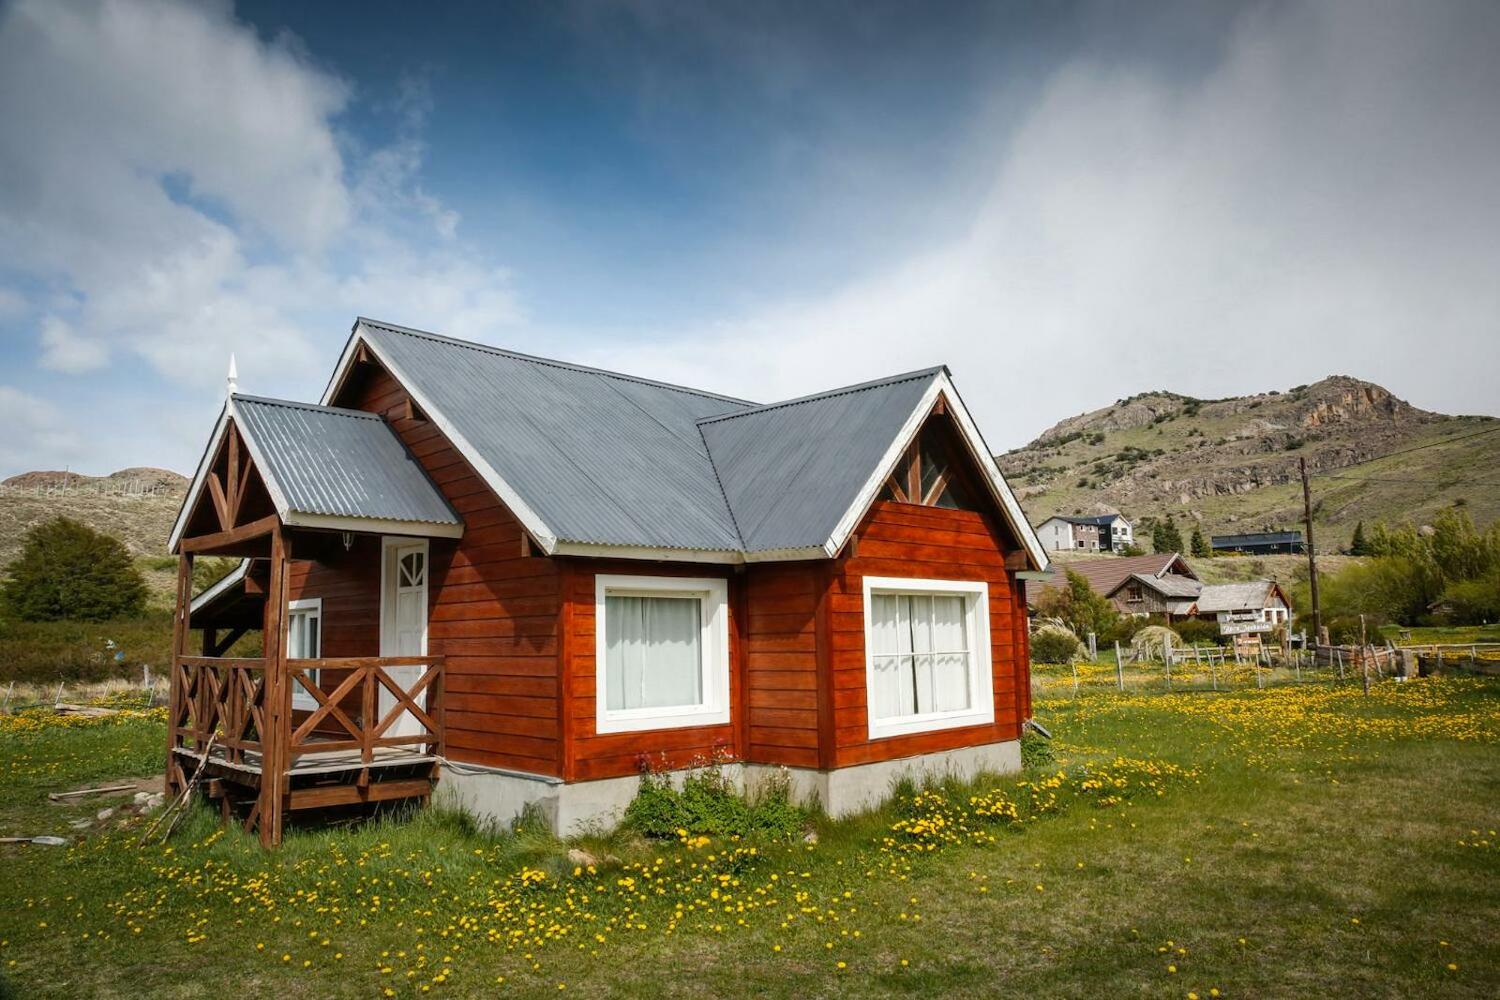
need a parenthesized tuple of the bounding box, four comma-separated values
(742, 563, 822, 769)
(560, 560, 740, 781)
(333, 364, 563, 776)
(826, 499, 1024, 768)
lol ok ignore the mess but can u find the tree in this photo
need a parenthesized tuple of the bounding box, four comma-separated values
(1189, 527, 1211, 559)
(1157, 514, 1185, 554)
(0, 517, 147, 622)
(1349, 521, 1369, 556)
(1034, 569, 1119, 641)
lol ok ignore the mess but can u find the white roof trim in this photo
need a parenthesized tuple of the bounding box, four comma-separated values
(281, 511, 464, 538)
(820, 373, 1049, 571)
(189, 558, 251, 615)
(167, 404, 231, 554)
(320, 322, 559, 553)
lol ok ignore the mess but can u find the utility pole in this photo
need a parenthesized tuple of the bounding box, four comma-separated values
(1299, 457, 1321, 644)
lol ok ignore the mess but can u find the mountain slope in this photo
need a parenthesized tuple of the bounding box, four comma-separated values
(997, 376, 1500, 549)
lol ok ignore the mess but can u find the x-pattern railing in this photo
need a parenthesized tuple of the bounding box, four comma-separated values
(285, 656, 444, 764)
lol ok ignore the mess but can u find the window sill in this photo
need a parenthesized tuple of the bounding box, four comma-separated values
(595, 705, 730, 735)
(868, 706, 995, 741)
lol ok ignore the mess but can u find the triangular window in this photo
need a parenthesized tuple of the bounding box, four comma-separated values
(880, 422, 977, 511)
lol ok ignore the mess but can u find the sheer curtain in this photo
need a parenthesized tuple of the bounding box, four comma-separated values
(605, 595, 703, 711)
(868, 593, 972, 721)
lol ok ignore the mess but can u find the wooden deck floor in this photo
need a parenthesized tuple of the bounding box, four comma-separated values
(173, 743, 437, 777)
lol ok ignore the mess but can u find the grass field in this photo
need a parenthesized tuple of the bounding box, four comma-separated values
(1, 677, 1497, 998)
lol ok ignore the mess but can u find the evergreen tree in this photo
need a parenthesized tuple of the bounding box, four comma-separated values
(1160, 514, 1185, 554)
(1349, 521, 1369, 556)
(1190, 526, 1211, 558)
(0, 517, 147, 622)
(1149, 519, 1168, 553)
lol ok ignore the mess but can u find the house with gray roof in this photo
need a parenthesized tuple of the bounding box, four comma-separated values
(169, 317, 1049, 843)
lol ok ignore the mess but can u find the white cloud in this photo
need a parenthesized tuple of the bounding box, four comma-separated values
(0, 386, 84, 473)
(0, 0, 521, 424)
(37, 317, 109, 373)
(581, 1, 1500, 443)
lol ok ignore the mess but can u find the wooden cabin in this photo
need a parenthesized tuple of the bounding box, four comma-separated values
(168, 318, 1048, 846)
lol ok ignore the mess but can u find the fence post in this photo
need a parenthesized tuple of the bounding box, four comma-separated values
(1115, 641, 1125, 692)
(1210, 650, 1219, 691)
(1088, 632, 1098, 661)
(1071, 660, 1079, 699)
(1164, 634, 1172, 692)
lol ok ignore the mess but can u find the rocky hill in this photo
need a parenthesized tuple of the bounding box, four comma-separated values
(0, 469, 188, 608)
(998, 376, 1500, 551)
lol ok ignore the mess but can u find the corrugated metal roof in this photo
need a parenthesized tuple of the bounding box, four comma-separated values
(1129, 572, 1202, 598)
(698, 369, 943, 552)
(232, 395, 460, 526)
(1195, 581, 1277, 613)
(1211, 531, 1302, 547)
(357, 320, 751, 550)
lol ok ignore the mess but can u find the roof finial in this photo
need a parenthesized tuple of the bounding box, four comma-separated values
(227, 353, 239, 396)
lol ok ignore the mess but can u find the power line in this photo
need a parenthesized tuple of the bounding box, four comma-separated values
(1319, 474, 1500, 487)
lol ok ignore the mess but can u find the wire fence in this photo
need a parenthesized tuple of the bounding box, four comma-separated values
(0, 480, 178, 499)
(1027, 641, 1492, 700)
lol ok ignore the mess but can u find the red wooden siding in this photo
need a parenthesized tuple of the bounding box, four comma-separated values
(826, 499, 1025, 768)
(559, 560, 741, 782)
(742, 563, 822, 769)
(330, 363, 564, 776)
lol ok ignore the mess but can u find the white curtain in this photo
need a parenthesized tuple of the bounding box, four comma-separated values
(869, 593, 972, 721)
(606, 595, 703, 711)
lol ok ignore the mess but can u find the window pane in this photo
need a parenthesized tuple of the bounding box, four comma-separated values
(605, 595, 702, 712)
(870, 591, 975, 720)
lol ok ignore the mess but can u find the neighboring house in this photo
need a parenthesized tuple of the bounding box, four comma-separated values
(1033, 513, 1134, 553)
(1194, 581, 1294, 633)
(1109, 572, 1202, 617)
(168, 317, 1048, 846)
(1024, 551, 1195, 609)
(1105, 576, 1293, 633)
(1211, 530, 1304, 555)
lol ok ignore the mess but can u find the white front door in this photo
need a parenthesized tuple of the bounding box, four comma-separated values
(380, 539, 429, 738)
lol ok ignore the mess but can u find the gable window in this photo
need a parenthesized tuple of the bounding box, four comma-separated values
(862, 577, 994, 740)
(877, 424, 975, 510)
(287, 598, 322, 711)
(595, 575, 730, 734)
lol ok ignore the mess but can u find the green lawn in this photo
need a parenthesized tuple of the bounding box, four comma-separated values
(1, 679, 1497, 998)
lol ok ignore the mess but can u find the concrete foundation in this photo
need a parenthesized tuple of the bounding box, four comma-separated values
(437, 739, 1022, 836)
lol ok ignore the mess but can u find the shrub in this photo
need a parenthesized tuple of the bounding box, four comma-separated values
(623, 762, 807, 840)
(1030, 628, 1080, 663)
(1034, 570, 1119, 641)
(1020, 729, 1056, 769)
(1172, 618, 1222, 646)
(1, 518, 147, 622)
(1438, 571, 1500, 625)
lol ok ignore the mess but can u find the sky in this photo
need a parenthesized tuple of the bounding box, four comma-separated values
(1, 0, 1497, 479)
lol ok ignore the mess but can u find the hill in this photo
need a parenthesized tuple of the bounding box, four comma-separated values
(0, 469, 187, 609)
(997, 376, 1500, 551)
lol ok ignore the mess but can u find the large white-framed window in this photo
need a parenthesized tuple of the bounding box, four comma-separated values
(862, 576, 994, 740)
(594, 574, 730, 735)
(287, 598, 323, 711)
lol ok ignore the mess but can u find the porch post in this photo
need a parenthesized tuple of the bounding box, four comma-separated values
(259, 525, 288, 848)
(165, 553, 193, 797)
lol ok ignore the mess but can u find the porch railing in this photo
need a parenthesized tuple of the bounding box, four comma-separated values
(286, 656, 445, 764)
(169, 655, 445, 769)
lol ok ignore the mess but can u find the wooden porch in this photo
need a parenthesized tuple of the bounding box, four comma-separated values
(168, 502, 446, 847)
(167, 652, 445, 847)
